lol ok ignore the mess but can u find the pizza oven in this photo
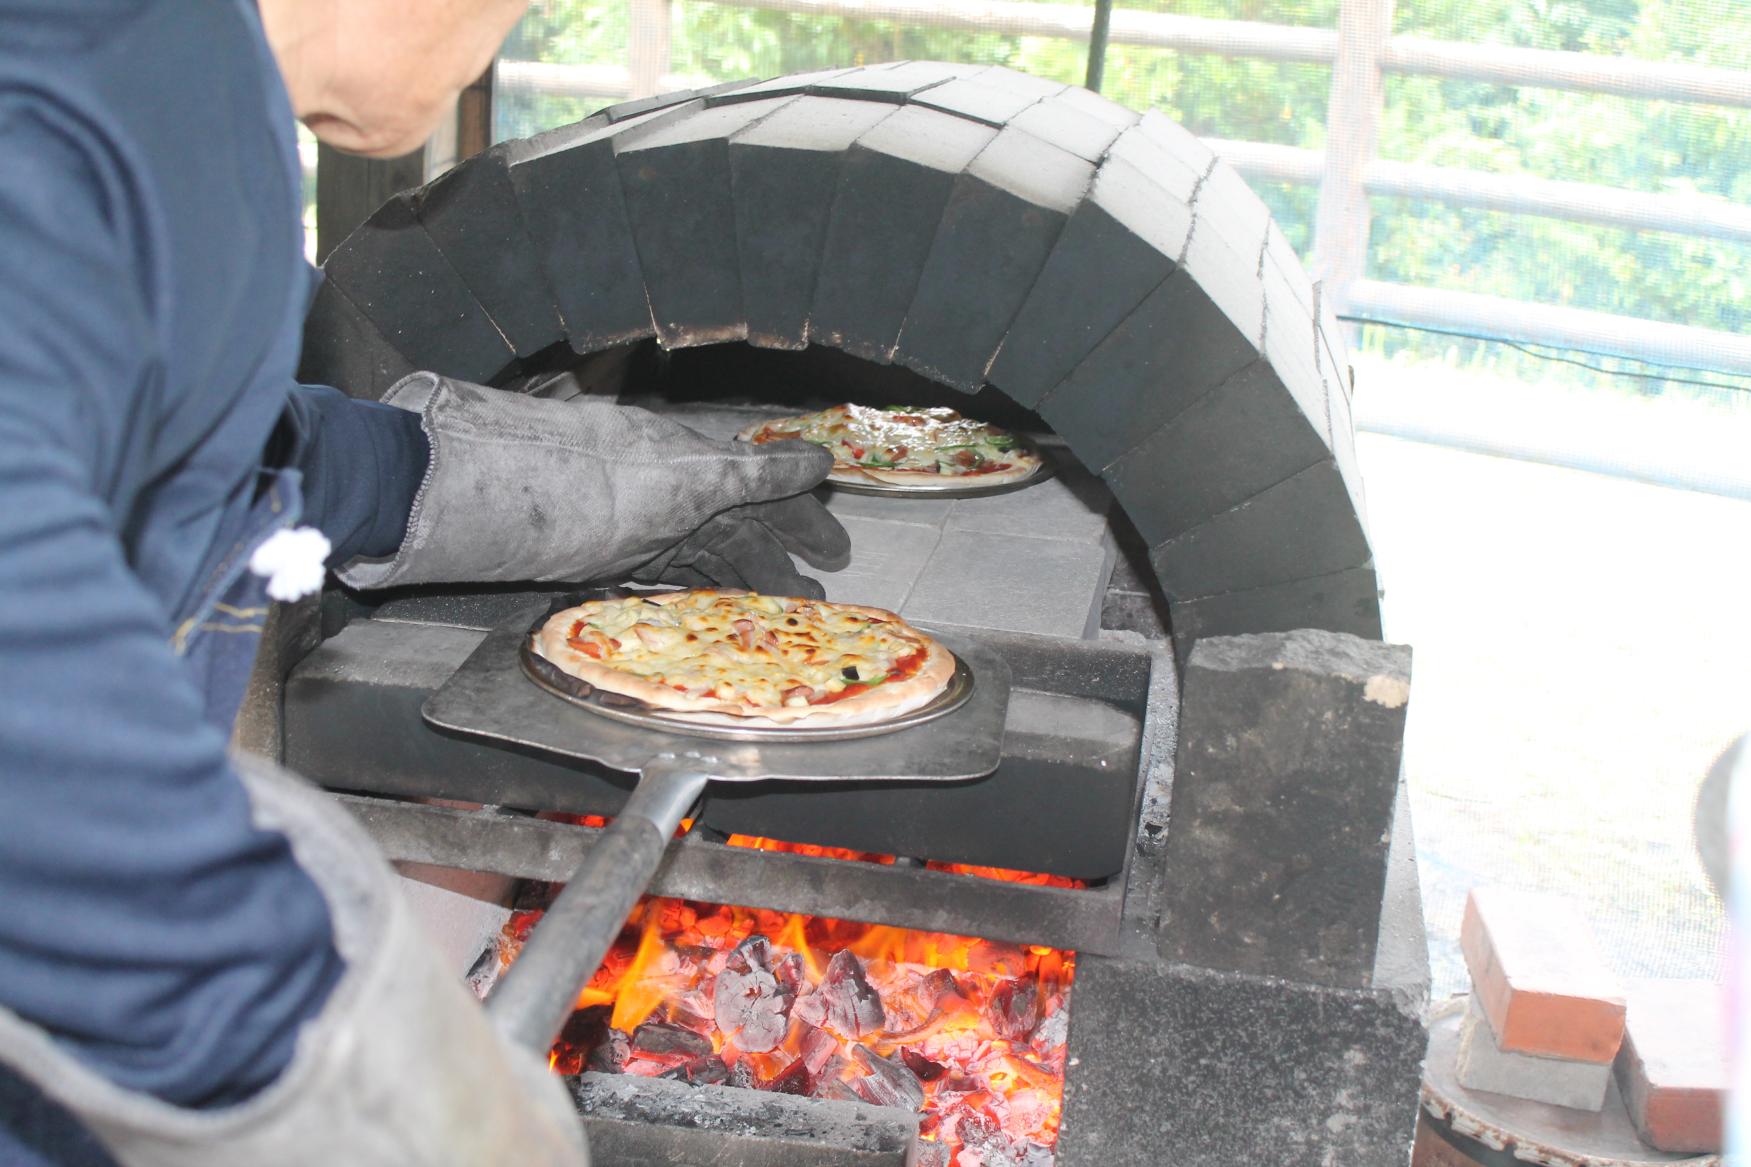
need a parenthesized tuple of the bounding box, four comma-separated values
(269, 62, 1428, 1166)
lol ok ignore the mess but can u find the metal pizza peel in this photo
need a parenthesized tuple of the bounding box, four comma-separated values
(421, 599, 1010, 1054)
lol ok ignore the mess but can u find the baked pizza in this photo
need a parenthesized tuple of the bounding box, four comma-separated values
(531, 590, 957, 727)
(736, 403, 1042, 488)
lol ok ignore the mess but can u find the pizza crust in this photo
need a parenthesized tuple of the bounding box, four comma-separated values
(734, 407, 1043, 490)
(531, 590, 958, 728)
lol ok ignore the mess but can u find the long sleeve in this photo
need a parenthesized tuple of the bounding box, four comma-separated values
(0, 97, 342, 1107)
(284, 381, 431, 566)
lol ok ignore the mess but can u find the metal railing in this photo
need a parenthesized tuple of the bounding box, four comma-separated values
(497, 0, 1751, 377)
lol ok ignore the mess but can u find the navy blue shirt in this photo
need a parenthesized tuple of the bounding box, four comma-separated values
(0, 0, 426, 1118)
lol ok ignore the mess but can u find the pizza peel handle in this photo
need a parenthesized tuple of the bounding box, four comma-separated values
(486, 757, 716, 1054)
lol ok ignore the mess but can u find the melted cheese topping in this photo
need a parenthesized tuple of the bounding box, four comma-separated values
(751, 403, 1023, 475)
(565, 593, 926, 709)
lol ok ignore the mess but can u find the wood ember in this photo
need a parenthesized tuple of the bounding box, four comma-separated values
(587, 1028, 630, 1073)
(727, 1059, 758, 1091)
(659, 1055, 730, 1086)
(851, 1046, 926, 1111)
(630, 1019, 713, 1059)
(985, 978, 1039, 1040)
(809, 949, 886, 1038)
(712, 935, 793, 1053)
(902, 1047, 948, 1082)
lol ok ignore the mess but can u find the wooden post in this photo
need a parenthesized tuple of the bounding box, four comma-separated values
(1311, 0, 1394, 317)
(457, 63, 496, 161)
(628, 0, 674, 99)
(315, 144, 427, 263)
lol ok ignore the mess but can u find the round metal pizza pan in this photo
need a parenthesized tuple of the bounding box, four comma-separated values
(518, 637, 976, 743)
(823, 456, 1052, 498)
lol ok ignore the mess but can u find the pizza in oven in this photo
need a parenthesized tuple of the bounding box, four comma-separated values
(736, 403, 1042, 487)
(531, 590, 957, 727)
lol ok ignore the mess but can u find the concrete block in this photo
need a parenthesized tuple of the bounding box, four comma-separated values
(1615, 979, 1727, 1153)
(1008, 96, 1129, 163)
(947, 450, 1110, 544)
(985, 149, 1191, 408)
(805, 59, 978, 102)
(297, 279, 417, 401)
(1325, 358, 1368, 526)
(1179, 208, 1266, 349)
(598, 85, 721, 123)
(810, 106, 998, 361)
(730, 98, 900, 349)
(1261, 263, 1329, 440)
(396, 865, 514, 978)
(909, 72, 1060, 126)
(1156, 628, 1412, 989)
(1263, 219, 1314, 316)
(1056, 958, 1424, 1167)
(1036, 268, 1262, 472)
(1138, 109, 1216, 178)
(1104, 122, 1205, 208)
(901, 528, 1112, 639)
(894, 127, 1094, 391)
(504, 114, 669, 352)
(1168, 565, 1383, 664)
(1054, 84, 1141, 130)
(1460, 887, 1627, 1063)
(806, 513, 941, 613)
(1148, 460, 1373, 600)
(319, 192, 518, 384)
(1187, 158, 1272, 259)
(1103, 359, 1332, 546)
(409, 147, 567, 359)
(705, 66, 859, 106)
(1456, 994, 1613, 1111)
(614, 98, 796, 348)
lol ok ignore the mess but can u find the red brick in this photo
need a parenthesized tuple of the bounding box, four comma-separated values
(1459, 888, 1626, 1063)
(1614, 978, 1726, 1153)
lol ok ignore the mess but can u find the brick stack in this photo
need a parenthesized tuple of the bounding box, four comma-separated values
(1454, 888, 1727, 1156)
(1456, 887, 1626, 1111)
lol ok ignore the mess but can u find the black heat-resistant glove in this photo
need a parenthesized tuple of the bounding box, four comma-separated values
(336, 374, 850, 596)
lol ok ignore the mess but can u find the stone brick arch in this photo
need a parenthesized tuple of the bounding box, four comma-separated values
(299, 61, 1379, 646)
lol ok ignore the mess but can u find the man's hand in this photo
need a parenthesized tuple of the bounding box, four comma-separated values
(336, 374, 851, 596)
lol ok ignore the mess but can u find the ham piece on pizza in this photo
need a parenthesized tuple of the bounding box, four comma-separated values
(737, 403, 1042, 487)
(532, 590, 957, 728)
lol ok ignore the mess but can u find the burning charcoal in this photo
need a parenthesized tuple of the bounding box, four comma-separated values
(630, 1019, 714, 1059)
(1029, 1004, 1069, 1055)
(766, 1057, 814, 1096)
(659, 1055, 730, 1086)
(913, 1142, 953, 1167)
(558, 1005, 612, 1050)
(667, 1001, 715, 1036)
(798, 1023, 839, 1076)
(793, 990, 828, 1029)
(985, 978, 1039, 1040)
(816, 950, 886, 1038)
(900, 1047, 947, 1082)
(587, 1028, 631, 1073)
(713, 935, 793, 1053)
(774, 952, 805, 997)
(727, 1059, 759, 1091)
(850, 1046, 926, 1111)
(918, 968, 965, 1009)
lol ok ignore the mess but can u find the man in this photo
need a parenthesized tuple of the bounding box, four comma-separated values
(0, 2, 846, 1164)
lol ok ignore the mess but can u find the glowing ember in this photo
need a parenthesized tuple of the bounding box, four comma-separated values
(498, 892, 1074, 1166)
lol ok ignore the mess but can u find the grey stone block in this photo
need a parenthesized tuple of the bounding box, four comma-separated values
(809, 107, 998, 362)
(1180, 207, 1266, 349)
(1187, 158, 1272, 259)
(1168, 565, 1384, 663)
(504, 113, 672, 352)
(807, 513, 942, 613)
(901, 528, 1113, 639)
(946, 450, 1110, 545)
(705, 66, 859, 106)
(908, 72, 1061, 126)
(1325, 359, 1369, 525)
(1056, 958, 1424, 1167)
(730, 98, 900, 349)
(1261, 263, 1328, 440)
(614, 98, 796, 348)
(1104, 121, 1205, 208)
(320, 192, 518, 384)
(1457, 994, 1613, 1111)
(409, 147, 567, 359)
(893, 127, 1094, 391)
(1103, 358, 1332, 546)
(1156, 628, 1412, 989)
(1149, 459, 1372, 599)
(1036, 267, 1262, 471)
(1264, 219, 1314, 316)
(1054, 83, 1142, 130)
(985, 144, 1193, 408)
(298, 279, 417, 400)
(1138, 109, 1217, 177)
(1007, 96, 1128, 162)
(805, 59, 979, 102)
